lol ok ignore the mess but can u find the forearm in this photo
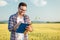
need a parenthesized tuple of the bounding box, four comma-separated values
(13, 22, 21, 31)
(24, 30, 28, 35)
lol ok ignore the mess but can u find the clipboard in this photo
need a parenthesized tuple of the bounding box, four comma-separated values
(16, 23, 29, 33)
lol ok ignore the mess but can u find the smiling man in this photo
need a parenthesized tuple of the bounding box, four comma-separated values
(8, 2, 33, 40)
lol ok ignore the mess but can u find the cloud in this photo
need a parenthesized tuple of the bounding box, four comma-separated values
(41, 0, 47, 6)
(0, 0, 8, 6)
(14, 0, 18, 2)
(30, 0, 47, 7)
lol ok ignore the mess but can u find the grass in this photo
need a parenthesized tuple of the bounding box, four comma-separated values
(0, 23, 60, 40)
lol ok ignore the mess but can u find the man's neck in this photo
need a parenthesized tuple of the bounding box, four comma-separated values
(18, 13, 23, 18)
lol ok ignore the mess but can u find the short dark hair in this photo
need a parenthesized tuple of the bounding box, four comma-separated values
(18, 2, 27, 8)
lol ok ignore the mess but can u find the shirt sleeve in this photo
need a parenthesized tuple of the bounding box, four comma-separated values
(25, 15, 32, 24)
(8, 15, 14, 32)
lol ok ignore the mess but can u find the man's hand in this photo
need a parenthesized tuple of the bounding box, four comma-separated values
(26, 25, 33, 32)
(13, 21, 21, 31)
(24, 25, 33, 35)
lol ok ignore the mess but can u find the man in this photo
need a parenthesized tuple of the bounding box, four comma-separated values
(8, 2, 32, 40)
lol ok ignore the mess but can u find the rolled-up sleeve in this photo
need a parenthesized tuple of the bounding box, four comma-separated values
(8, 15, 14, 32)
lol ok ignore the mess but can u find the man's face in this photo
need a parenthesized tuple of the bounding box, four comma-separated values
(18, 6, 27, 16)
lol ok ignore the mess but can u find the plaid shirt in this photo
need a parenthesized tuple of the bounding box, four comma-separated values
(8, 12, 30, 40)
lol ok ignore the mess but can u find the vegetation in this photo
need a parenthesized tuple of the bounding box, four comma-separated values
(0, 23, 60, 40)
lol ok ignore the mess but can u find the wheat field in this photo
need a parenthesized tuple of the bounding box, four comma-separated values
(0, 23, 60, 40)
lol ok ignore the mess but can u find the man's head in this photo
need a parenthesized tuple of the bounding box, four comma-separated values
(18, 2, 27, 16)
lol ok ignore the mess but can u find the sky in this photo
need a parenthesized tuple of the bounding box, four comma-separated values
(0, 0, 60, 22)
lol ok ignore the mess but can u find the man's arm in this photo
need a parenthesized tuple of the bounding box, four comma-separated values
(8, 16, 14, 32)
(13, 21, 21, 31)
(26, 19, 33, 32)
(26, 24, 33, 32)
(24, 24, 33, 35)
(8, 16, 21, 32)
(24, 20, 33, 35)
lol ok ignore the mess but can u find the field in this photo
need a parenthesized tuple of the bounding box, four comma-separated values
(0, 23, 60, 40)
